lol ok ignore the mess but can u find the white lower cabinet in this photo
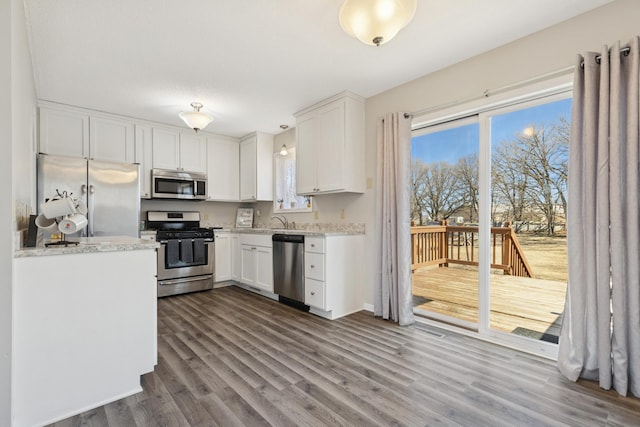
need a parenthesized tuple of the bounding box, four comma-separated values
(231, 232, 363, 319)
(239, 234, 273, 292)
(231, 234, 241, 280)
(214, 231, 232, 282)
(304, 235, 364, 319)
(305, 278, 326, 309)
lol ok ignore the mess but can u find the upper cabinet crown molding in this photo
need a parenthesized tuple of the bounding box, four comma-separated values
(294, 91, 365, 117)
(294, 91, 365, 195)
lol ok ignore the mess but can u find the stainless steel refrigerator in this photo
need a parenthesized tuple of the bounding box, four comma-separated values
(37, 154, 140, 237)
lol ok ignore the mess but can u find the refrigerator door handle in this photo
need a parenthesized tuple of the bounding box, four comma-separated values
(88, 185, 94, 237)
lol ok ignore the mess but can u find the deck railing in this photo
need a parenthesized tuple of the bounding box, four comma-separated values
(411, 223, 535, 278)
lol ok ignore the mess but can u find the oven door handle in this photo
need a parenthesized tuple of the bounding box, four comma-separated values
(158, 275, 213, 286)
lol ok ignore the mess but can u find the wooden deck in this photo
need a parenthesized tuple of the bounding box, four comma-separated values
(412, 266, 566, 340)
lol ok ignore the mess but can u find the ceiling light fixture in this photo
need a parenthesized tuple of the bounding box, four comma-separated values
(179, 102, 213, 132)
(339, 0, 417, 47)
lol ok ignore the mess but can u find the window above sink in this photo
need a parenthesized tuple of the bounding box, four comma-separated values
(273, 147, 313, 213)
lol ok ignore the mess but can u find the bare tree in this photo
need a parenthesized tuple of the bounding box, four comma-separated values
(492, 139, 530, 231)
(415, 161, 467, 222)
(455, 153, 479, 223)
(410, 159, 430, 225)
(523, 124, 568, 234)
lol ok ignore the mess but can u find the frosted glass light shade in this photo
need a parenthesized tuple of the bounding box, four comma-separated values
(179, 102, 214, 132)
(339, 0, 417, 46)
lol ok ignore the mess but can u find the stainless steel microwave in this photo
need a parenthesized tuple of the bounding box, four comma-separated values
(151, 169, 207, 200)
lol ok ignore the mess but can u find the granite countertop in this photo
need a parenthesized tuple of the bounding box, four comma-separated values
(217, 222, 366, 236)
(230, 227, 364, 236)
(14, 236, 160, 258)
(139, 223, 365, 237)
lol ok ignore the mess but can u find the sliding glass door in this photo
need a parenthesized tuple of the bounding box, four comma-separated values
(411, 89, 571, 355)
(411, 117, 480, 328)
(484, 95, 570, 349)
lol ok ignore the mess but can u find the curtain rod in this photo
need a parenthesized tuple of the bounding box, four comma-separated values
(580, 46, 631, 68)
(403, 65, 574, 119)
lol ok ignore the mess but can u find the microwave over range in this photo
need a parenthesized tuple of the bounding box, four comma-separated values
(152, 169, 207, 200)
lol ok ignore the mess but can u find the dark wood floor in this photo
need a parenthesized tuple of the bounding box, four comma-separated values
(51, 285, 640, 427)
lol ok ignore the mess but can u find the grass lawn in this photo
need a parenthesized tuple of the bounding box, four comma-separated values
(516, 233, 567, 282)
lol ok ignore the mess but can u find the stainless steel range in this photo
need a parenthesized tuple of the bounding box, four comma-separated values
(147, 211, 215, 297)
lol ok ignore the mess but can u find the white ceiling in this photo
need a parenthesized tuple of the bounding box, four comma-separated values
(24, 0, 611, 138)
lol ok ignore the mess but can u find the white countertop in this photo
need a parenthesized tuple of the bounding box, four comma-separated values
(14, 236, 159, 258)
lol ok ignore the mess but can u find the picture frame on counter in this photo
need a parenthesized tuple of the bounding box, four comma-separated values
(235, 208, 254, 228)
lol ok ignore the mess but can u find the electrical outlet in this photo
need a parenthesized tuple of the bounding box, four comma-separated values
(203, 212, 209, 221)
(340, 209, 345, 219)
(256, 209, 261, 217)
(366, 177, 373, 189)
(314, 211, 319, 220)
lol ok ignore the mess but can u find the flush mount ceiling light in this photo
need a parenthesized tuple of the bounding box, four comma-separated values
(339, 0, 417, 47)
(179, 102, 214, 132)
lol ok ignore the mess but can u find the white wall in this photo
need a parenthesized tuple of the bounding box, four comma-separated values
(12, 0, 37, 233)
(4, 0, 38, 423)
(1, 0, 13, 422)
(357, 0, 640, 306)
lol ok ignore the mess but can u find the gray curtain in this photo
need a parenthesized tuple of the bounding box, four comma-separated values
(558, 37, 640, 397)
(374, 112, 414, 326)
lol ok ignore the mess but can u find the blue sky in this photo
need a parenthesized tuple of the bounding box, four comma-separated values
(411, 98, 572, 164)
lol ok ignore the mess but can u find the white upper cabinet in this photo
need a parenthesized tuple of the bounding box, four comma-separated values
(179, 132, 208, 173)
(240, 132, 273, 202)
(151, 128, 180, 170)
(40, 105, 136, 163)
(39, 106, 90, 158)
(152, 128, 207, 173)
(207, 136, 239, 201)
(294, 91, 365, 195)
(89, 116, 135, 163)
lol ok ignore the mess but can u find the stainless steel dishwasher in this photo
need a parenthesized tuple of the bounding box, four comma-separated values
(272, 234, 308, 310)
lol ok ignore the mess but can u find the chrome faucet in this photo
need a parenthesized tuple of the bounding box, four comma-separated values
(271, 215, 288, 229)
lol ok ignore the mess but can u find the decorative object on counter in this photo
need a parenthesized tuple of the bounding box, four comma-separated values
(26, 215, 38, 247)
(178, 102, 214, 132)
(235, 208, 254, 228)
(339, 0, 417, 47)
(36, 190, 88, 247)
(277, 198, 284, 209)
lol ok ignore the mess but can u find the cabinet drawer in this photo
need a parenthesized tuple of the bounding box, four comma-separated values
(239, 233, 272, 248)
(305, 278, 325, 309)
(305, 253, 324, 281)
(305, 237, 325, 253)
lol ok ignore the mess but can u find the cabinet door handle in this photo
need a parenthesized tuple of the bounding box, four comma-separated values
(310, 291, 315, 296)
(310, 244, 315, 247)
(251, 247, 256, 250)
(310, 265, 315, 268)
